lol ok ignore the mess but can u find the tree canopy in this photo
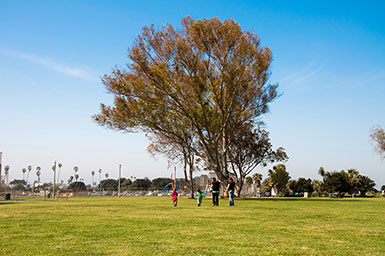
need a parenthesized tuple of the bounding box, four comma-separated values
(370, 126, 385, 159)
(287, 178, 313, 194)
(99, 179, 118, 191)
(150, 178, 171, 190)
(268, 164, 290, 195)
(129, 178, 152, 190)
(68, 181, 87, 191)
(94, 16, 282, 192)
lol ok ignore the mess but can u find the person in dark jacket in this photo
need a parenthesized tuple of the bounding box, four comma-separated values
(225, 177, 236, 206)
(210, 177, 220, 206)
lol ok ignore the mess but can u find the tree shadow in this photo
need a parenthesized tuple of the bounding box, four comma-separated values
(238, 197, 364, 203)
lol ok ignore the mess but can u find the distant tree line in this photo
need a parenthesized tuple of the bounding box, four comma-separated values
(249, 165, 377, 197)
(7, 165, 380, 197)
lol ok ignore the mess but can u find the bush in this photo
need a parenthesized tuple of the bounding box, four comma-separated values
(99, 179, 118, 191)
(311, 191, 320, 197)
(129, 178, 152, 190)
(68, 182, 86, 191)
(150, 178, 170, 190)
(277, 189, 289, 197)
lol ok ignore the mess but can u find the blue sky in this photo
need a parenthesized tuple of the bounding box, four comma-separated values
(1, 0, 384, 187)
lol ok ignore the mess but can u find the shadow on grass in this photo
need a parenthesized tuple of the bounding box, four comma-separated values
(0, 201, 21, 204)
(237, 197, 365, 203)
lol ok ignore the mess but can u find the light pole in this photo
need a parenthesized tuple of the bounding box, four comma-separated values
(52, 161, 57, 199)
(118, 164, 121, 197)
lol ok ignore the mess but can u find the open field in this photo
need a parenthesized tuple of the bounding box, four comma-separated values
(1, 197, 385, 256)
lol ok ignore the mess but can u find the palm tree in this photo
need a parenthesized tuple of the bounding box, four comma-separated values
(22, 168, 27, 181)
(252, 173, 263, 197)
(57, 163, 63, 185)
(26, 165, 32, 185)
(75, 174, 79, 182)
(68, 176, 74, 185)
(318, 167, 325, 181)
(98, 169, 102, 184)
(4, 165, 10, 186)
(268, 165, 290, 196)
(347, 169, 360, 195)
(105, 173, 109, 179)
(91, 171, 95, 186)
(311, 180, 322, 197)
(36, 166, 41, 184)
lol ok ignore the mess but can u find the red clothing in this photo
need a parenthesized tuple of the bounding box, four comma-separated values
(171, 191, 178, 201)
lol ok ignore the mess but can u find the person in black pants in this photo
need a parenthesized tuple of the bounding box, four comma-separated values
(210, 177, 220, 206)
(225, 177, 236, 206)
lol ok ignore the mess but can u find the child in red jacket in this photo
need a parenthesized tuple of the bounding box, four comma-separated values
(171, 189, 178, 207)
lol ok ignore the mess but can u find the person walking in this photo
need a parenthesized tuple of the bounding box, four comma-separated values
(196, 189, 203, 206)
(226, 177, 236, 206)
(171, 189, 178, 207)
(210, 177, 220, 206)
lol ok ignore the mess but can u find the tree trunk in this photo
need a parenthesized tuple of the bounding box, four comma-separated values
(237, 182, 243, 197)
(189, 163, 194, 199)
(236, 176, 244, 197)
(183, 155, 189, 192)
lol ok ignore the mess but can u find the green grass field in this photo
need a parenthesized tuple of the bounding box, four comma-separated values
(1, 196, 385, 256)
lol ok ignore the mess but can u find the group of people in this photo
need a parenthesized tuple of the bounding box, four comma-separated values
(170, 177, 236, 207)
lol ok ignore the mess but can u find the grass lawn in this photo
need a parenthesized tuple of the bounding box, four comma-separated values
(1, 196, 385, 255)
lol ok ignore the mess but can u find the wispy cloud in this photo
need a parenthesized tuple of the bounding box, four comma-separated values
(0, 48, 97, 81)
(278, 61, 325, 87)
(324, 69, 385, 90)
(278, 59, 385, 92)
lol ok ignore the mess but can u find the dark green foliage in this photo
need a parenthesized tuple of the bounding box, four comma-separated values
(99, 179, 118, 191)
(323, 171, 350, 193)
(150, 178, 171, 190)
(9, 179, 27, 191)
(320, 169, 376, 196)
(120, 178, 132, 190)
(68, 181, 87, 191)
(245, 176, 253, 185)
(357, 176, 376, 196)
(287, 178, 314, 193)
(129, 178, 152, 190)
(268, 164, 290, 195)
(260, 178, 271, 193)
(9, 179, 26, 187)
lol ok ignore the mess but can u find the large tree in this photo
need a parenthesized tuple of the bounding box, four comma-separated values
(357, 175, 376, 197)
(129, 178, 152, 191)
(99, 179, 118, 191)
(268, 164, 290, 196)
(287, 178, 313, 194)
(150, 177, 172, 190)
(147, 129, 198, 198)
(68, 181, 87, 191)
(370, 126, 385, 159)
(323, 171, 350, 194)
(94, 17, 278, 186)
(10, 179, 27, 190)
(227, 125, 287, 196)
